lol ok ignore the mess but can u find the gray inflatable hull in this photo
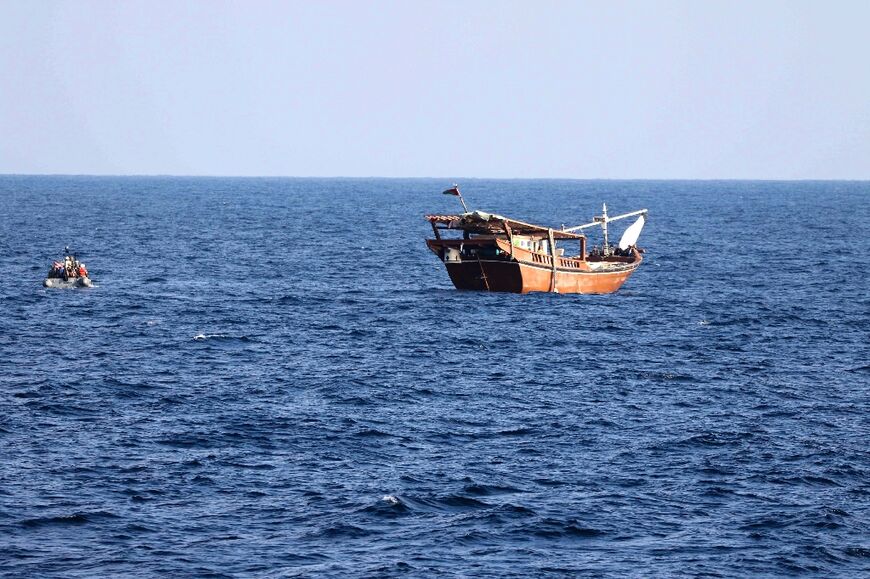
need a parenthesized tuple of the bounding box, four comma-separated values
(43, 276, 93, 289)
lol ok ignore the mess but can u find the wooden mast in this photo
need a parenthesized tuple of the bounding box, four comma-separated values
(456, 191, 469, 213)
(563, 208, 648, 232)
(562, 206, 648, 257)
(548, 228, 557, 293)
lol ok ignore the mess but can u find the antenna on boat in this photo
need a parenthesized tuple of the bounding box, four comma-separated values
(601, 203, 610, 256)
(442, 184, 469, 213)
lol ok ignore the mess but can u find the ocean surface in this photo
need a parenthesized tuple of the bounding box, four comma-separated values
(0, 176, 868, 577)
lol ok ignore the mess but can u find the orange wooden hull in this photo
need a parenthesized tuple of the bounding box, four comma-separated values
(426, 239, 641, 294)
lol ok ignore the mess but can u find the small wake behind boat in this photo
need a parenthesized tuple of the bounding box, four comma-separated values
(44, 247, 92, 288)
(426, 186, 648, 294)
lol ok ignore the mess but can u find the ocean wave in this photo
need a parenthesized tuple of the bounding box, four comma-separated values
(20, 511, 120, 528)
(192, 333, 255, 343)
(521, 517, 609, 539)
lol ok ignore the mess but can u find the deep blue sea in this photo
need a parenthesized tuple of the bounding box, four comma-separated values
(0, 176, 868, 577)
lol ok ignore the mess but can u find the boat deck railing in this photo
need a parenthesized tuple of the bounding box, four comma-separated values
(529, 253, 584, 269)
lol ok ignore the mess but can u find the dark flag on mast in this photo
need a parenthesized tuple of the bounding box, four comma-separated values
(441, 184, 469, 212)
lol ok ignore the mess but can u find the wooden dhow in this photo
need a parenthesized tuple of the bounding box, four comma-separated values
(426, 186, 647, 294)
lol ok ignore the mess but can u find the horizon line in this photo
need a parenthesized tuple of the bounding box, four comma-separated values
(1, 173, 869, 182)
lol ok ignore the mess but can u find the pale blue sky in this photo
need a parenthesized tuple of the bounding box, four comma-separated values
(1, 1, 868, 178)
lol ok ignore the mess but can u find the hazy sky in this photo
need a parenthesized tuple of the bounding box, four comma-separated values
(1, 1, 868, 178)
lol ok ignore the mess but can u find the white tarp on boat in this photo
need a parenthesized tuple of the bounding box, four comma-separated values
(618, 215, 645, 250)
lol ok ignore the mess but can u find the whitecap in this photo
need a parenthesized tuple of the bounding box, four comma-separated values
(193, 333, 228, 341)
